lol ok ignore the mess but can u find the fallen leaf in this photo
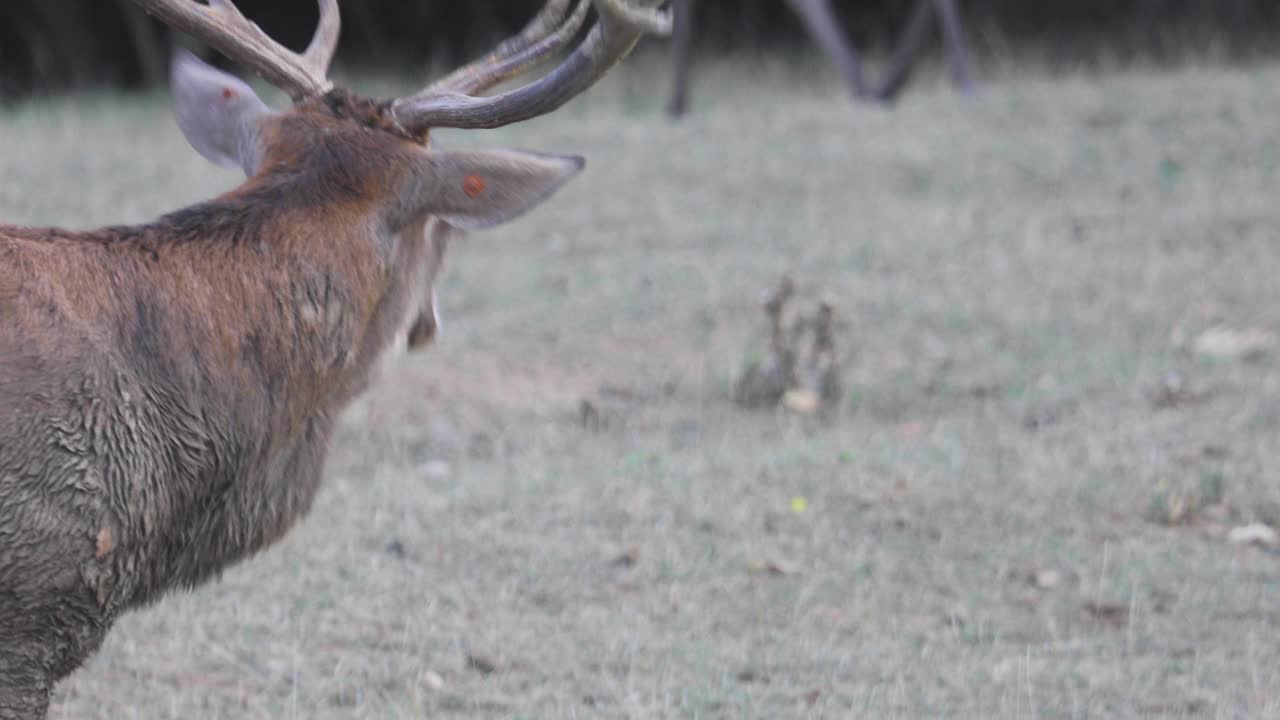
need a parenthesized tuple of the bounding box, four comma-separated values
(1031, 569, 1062, 589)
(1193, 326, 1277, 361)
(783, 388, 821, 415)
(421, 460, 451, 480)
(422, 670, 445, 691)
(750, 556, 800, 576)
(1228, 523, 1278, 548)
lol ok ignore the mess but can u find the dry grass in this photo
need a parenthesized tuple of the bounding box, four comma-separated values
(6, 51, 1280, 718)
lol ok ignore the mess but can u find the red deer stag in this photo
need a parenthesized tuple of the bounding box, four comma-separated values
(0, 0, 671, 716)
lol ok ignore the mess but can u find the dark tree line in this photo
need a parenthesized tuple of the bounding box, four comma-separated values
(3, 0, 1280, 100)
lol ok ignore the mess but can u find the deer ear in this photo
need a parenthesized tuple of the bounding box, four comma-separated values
(420, 149, 586, 232)
(170, 48, 274, 177)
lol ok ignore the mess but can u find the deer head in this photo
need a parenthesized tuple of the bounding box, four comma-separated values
(141, 0, 671, 356)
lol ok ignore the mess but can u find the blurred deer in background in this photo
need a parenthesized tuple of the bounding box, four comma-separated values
(0, 0, 670, 716)
(668, 0, 976, 116)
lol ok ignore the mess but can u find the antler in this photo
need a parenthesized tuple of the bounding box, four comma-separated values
(424, 0, 585, 97)
(391, 0, 673, 132)
(133, 0, 340, 101)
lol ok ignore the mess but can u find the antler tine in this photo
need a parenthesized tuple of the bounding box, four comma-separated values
(391, 0, 672, 132)
(594, 0, 673, 34)
(134, 0, 341, 101)
(425, 0, 579, 96)
(424, 1, 592, 98)
(301, 0, 341, 81)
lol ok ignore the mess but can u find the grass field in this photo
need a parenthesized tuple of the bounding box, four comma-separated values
(5, 52, 1280, 718)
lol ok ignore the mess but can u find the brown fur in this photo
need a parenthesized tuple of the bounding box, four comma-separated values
(0, 94, 447, 718)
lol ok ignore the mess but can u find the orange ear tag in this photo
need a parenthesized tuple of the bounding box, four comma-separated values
(463, 175, 487, 198)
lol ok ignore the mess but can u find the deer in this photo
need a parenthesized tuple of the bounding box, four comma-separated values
(666, 0, 976, 116)
(0, 1, 671, 716)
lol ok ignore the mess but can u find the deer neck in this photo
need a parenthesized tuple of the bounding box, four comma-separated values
(89, 193, 425, 436)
